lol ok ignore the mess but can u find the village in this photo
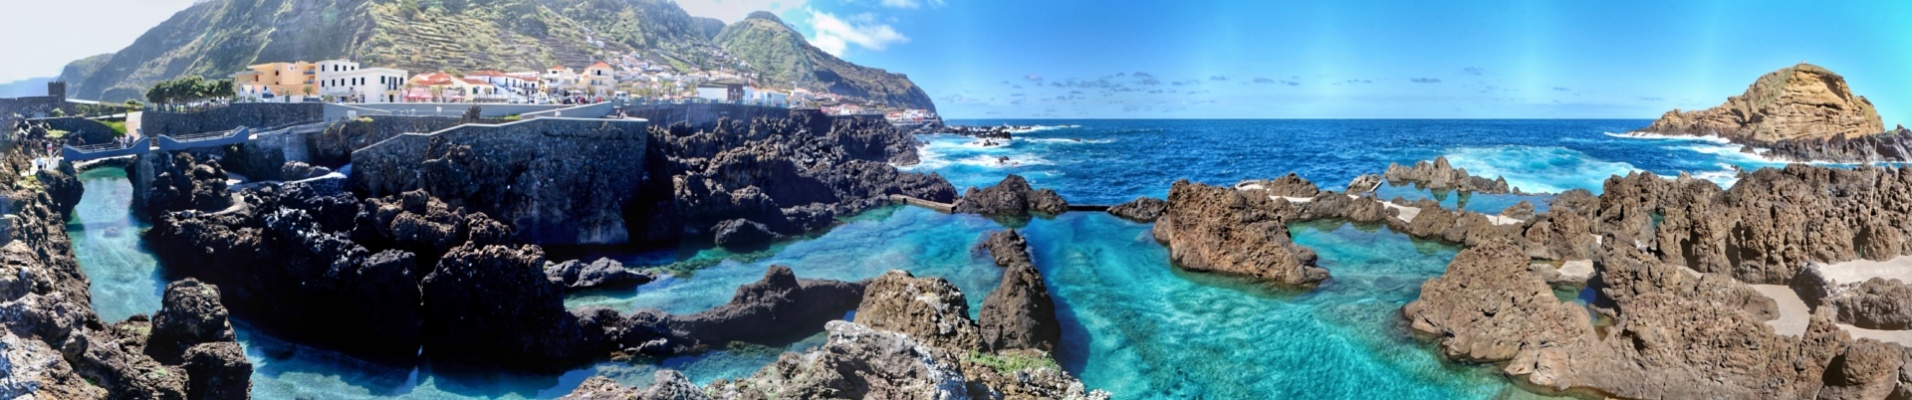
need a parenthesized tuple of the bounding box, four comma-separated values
(227, 52, 939, 125)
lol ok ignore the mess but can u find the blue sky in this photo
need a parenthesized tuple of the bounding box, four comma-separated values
(774, 0, 1912, 122)
(9, 0, 1907, 122)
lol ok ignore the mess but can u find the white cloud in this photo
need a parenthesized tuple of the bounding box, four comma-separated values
(674, 0, 809, 23)
(806, 9, 909, 56)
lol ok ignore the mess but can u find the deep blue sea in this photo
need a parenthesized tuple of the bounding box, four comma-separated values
(67, 119, 1803, 399)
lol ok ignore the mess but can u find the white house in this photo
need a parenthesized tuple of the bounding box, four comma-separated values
(314, 60, 408, 103)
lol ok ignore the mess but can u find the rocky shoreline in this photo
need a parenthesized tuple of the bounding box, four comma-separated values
(1635, 63, 1910, 163)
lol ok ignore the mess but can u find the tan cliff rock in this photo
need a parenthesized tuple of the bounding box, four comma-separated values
(1639, 63, 1885, 142)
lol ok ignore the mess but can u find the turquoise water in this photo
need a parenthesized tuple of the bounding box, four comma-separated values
(67, 167, 165, 323)
(1371, 183, 1554, 214)
(1029, 214, 1519, 398)
(62, 120, 1805, 399)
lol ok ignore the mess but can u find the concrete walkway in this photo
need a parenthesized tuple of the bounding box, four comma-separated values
(1816, 256, 1912, 285)
(1750, 283, 1912, 346)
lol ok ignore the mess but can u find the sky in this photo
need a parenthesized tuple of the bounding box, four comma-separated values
(6, 0, 1907, 122)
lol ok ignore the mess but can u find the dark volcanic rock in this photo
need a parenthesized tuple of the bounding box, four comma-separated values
(1831, 278, 1912, 330)
(709, 320, 973, 399)
(976, 231, 1061, 353)
(654, 115, 956, 245)
(62, 322, 191, 400)
(1153, 180, 1326, 286)
(350, 119, 650, 245)
(139, 152, 232, 216)
(711, 218, 781, 251)
(663, 265, 865, 351)
(180, 342, 251, 400)
(1245, 173, 1320, 198)
(145, 279, 234, 364)
(421, 243, 590, 370)
(952, 174, 1068, 216)
(1106, 196, 1167, 222)
(144, 185, 426, 361)
(852, 270, 983, 350)
(543, 257, 654, 290)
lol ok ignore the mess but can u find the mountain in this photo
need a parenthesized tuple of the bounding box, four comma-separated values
(716, 12, 935, 112)
(1637, 63, 1883, 142)
(57, 0, 936, 111)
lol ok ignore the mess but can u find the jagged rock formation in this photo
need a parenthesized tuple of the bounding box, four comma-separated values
(1404, 239, 1594, 362)
(1153, 180, 1326, 286)
(562, 371, 708, 400)
(1106, 196, 1166, 222)
(651, 114, 957, 247)
(136, 152, 232, 217)
(1602, 166, 1912, 284)
(976, 230, 1062, 353)
(1381, 156, 1512, 193)
(543, 257, 654, 290)
(1638, 63, 1885, 142)
(951, 174, 1069, 216)
(1500, 200, 1535, 220)
(1760, 125, 1912, 163)
(852, 270, 983, 350)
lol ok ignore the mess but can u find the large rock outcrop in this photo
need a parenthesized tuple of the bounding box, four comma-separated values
(1404, 239, 1594, 362)
(651, 115, 956, 246)
(543, 257, 654, 290)
(952, 174, 1068, 216)
(976, 230, 1062, 353)
(136, 152, 232, 217)
(661, 265, 865, 351)
(1153, 180, 1326, 286)
(420, 243, 593, 370)
(852, 270, 982, 350)
(1638, 63, 1885, 142)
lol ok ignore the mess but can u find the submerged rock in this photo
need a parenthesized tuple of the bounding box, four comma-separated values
(1154, 180, 1326, 286)
(952, 174, 1069, 216)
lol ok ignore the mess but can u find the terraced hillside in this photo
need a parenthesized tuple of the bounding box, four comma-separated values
(58, 0, 936, 112)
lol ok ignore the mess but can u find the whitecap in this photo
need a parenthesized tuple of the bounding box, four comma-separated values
(1442, 146, 1639, 194)
(1019, 137, 1113, 145)
(1602, 131, 1734, 144)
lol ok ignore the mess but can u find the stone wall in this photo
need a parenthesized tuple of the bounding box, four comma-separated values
(349, 118, 650, 245)
(619, 103, 800, 128)
(310, 116, 472, 167)
(0, 96, 78, 119)
(141, 103, 322, 135)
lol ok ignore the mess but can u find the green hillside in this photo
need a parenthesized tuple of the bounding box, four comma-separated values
(716, 12, 935, 111)
(58, 0, 936, 111)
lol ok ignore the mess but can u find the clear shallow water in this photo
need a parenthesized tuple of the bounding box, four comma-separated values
(67, 167, 164, 323)
(916, 119, 1795, 204)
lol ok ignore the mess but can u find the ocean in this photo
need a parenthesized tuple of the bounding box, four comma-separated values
(67, 119, 1801, 399)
